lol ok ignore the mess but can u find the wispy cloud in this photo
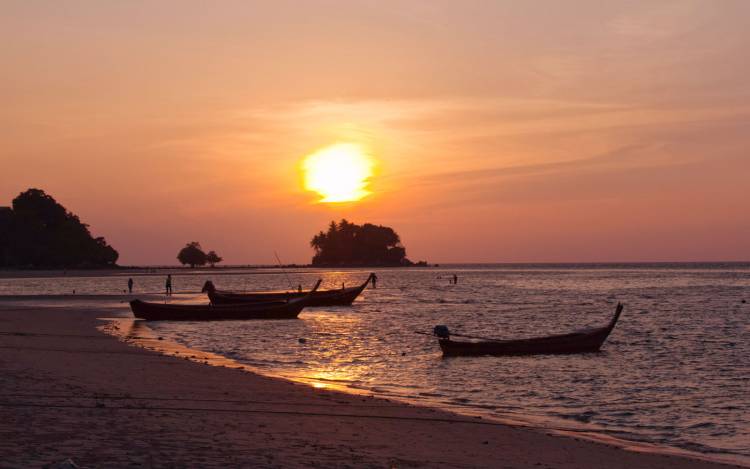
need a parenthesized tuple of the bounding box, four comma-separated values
(608, 1, 707, 40)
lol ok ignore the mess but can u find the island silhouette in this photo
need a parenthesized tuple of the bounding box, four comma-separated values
(0, 189, 118, 268)
(310, 219, 421, 267)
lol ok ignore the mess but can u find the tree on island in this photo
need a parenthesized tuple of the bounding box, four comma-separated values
(0, 188, 118, 268)
(310, 219, 413, 266)
(177, 242, 207, 268)
(206, 250, 223, 268)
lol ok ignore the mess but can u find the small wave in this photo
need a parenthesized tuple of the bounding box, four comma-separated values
(558, 411, 598, 423)
(687, 422, 716, 430)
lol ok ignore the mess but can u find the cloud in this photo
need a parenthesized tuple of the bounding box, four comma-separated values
(608, 1, 708, 41)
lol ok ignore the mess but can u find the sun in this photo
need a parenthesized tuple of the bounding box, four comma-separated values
(302, 143, 374, 203)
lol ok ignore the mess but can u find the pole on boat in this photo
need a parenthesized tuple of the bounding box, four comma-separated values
(274, 250, 295, 291)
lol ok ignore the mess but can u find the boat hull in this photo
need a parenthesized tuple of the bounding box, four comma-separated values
(207, 275, 372, 307)
(439, 329, 610, 357)
(130, 298, 306, 321)
(438, 304, 623, 357)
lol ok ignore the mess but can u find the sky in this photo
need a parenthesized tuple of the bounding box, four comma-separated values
(1, 0, 749, 264)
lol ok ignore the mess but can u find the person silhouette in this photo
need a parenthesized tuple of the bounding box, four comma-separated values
(371, 273, 378, 289)
(127, 278, 133, 294)
(453, 274, 458, 285)
(165, 274, 173, 296)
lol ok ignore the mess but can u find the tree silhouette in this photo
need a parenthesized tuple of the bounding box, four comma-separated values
(0, 188, 118, 268)
(206, 250, 223, 267)
(177, 242, 207, 268)
(310, 220, 411, 266)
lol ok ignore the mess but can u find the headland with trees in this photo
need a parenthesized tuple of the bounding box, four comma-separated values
(0, 189, 118, 268)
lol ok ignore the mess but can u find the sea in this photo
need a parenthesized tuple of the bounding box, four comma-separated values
(1, 263, 748, 465)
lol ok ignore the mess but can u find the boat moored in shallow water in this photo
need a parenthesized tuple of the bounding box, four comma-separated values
(435, 303, 623, 357)
(202, 274, 374, 307)
(130, 280, 322, 321)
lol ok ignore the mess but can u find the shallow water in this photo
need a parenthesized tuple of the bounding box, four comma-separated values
(2, 264, 749, 464)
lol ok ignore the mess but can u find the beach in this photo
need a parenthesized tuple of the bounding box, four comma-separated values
(0, 300, 741, 468)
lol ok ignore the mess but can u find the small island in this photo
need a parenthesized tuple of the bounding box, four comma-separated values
(310, 219, 424, 267)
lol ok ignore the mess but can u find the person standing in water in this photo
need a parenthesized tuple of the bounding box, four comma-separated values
(165, 274, 173, 296)
(453, 274, 458, 284)
(371, 272, 378, 289)
(127, 278, 133, 294)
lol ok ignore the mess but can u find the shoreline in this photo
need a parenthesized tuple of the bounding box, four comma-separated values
(110, 316, 747, 468)
(2, 261, 750, 279)
(0, 300, 744, 467)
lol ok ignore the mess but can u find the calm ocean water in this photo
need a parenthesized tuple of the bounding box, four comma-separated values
(2, 264, 748, 464)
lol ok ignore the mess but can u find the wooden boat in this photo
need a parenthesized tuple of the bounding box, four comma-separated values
(202, 273, 374, 307)
(436, 303, 623, 357)
(130, 280, 321, 321)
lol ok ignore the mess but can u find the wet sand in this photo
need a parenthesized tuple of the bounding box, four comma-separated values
(0, 303, 742, 468)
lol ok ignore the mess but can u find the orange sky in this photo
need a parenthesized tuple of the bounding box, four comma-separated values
(2, 1, 749, 264)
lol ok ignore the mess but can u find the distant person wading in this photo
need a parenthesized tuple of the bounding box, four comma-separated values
(166, 275, 173, 296)
(127, 278, 133, 294)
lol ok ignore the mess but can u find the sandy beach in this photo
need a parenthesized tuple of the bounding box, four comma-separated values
(0, 300, 741, 468)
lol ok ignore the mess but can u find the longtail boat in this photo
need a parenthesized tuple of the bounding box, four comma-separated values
(202, 273, 374, 307)
(435, 303, 623, 357)
(130, 280, 322, 321)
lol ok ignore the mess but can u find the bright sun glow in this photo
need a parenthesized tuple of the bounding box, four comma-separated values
(302, 143, 374, 203)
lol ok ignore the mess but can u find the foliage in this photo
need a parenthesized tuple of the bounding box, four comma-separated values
(310, 219, 412, 266)
(177, 241, 207, 268)
(0, 188, 119, 268)
(206, 250, 223, 267)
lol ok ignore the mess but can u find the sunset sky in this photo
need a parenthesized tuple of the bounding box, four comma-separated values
(2, 1, 749, 264)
